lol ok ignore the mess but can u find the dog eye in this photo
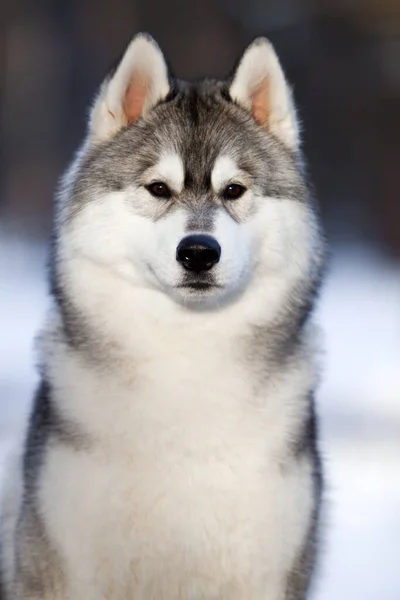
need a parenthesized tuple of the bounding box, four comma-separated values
(222, 184, 246, 200)
(146, 182, 172, 199)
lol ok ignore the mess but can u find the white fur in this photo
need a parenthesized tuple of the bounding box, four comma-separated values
(211, 155, 248, 192)
(61, 183, 254, 310)
(39, 332, 317, 599)
(230, 38, 299, 150)
(37, 245, 320, 600)
(144, 152, 185, 193)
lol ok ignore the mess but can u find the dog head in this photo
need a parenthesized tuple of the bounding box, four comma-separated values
(56, 34, 322, 314)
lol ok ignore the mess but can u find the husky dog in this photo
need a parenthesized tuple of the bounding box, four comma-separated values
(0, 33, 325, 599)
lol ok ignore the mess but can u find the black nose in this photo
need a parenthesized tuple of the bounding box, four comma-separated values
(176, 235, 221, 272)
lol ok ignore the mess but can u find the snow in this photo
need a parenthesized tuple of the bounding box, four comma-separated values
(313, 246, 400, 599)
(1, 235, 400, 598)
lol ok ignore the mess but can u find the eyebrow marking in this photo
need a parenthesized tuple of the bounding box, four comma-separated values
(143, 152, 184, 193)
(211, 154, 248, 192)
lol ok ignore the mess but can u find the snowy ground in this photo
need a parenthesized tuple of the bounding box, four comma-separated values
(1, 235, 400, 599)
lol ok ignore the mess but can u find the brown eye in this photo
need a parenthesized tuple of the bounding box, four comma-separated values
(146, 182, 172, 199)
(222, 184, 246, 200)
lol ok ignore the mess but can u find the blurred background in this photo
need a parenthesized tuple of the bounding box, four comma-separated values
(1, 1, 400, 598)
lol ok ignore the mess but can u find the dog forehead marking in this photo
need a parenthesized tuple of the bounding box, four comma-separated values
(211, 155, 240, 191)
(149, 152, 185, 192)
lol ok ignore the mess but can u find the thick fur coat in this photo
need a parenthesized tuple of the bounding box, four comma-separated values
(0, 34, 325, 600)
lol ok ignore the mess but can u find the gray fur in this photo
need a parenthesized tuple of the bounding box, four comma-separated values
(14, 505, 65, 599)
(185, 206, 217, 232)
(23, 380, 88, 494)
(285, 394, 323, 599)
(1, 381, 86, 598)
(285, 508, 320, 600)
(65, 80, 307, 225)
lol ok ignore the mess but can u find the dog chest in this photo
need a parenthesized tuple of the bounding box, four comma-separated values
(39, 349, 314, 598)
(41, 427, 312, 600)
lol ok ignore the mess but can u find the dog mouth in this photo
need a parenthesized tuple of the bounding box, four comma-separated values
(178, 282, 220, 291)
(177, 274, 222, 292)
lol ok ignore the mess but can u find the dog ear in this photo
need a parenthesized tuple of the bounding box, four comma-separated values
(89, 34, 170, 142)
(229, 38, 299, 150)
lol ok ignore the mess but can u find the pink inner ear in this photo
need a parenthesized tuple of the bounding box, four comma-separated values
(250, 76, 271, 127)
(123, 72, 150, 124)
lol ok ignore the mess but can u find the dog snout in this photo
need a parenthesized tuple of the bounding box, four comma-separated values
(176, 235, 221, 272)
